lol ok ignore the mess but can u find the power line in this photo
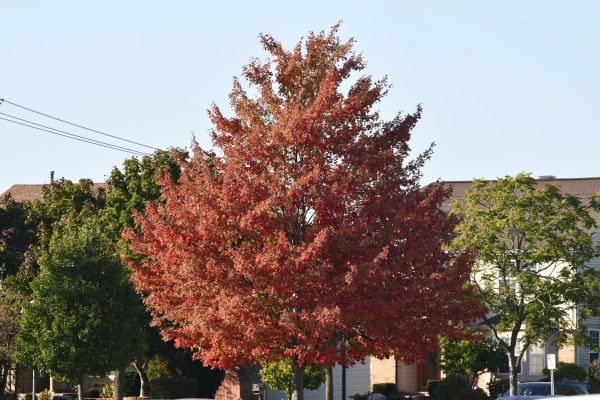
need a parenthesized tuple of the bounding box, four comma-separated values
(0, 116, 151, 156)
(0, 98, 160, 151)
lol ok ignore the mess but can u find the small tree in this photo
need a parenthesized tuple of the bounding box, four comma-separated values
(438, 335, 504, 388)
(15, 213, 140, 400)
(260, 360, 325, 400)
(450, 174, 600, 396)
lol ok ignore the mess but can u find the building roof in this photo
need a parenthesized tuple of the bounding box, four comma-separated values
(440, 176, 600, 223)
(1, 183, 107, 203)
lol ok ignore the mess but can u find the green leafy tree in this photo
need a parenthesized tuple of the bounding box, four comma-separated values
(260, 360, 325, 400)
(102, 149, 188, 398)
(15, 212, 140, 400)
(450, 173, 600, 395)
(438, 335, 504, 388)
(0, 195, 39, 400)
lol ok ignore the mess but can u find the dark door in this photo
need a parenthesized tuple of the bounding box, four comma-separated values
(417, 352, 439, 391)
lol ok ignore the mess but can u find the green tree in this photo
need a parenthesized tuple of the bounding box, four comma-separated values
(102, 149, 188, 399)
(450, 173, 600, 395)
(0, 195, 39, 400)
(15, 212, 139, 400)
(438, 335, 504, 388)
(260, 360, 325, 400)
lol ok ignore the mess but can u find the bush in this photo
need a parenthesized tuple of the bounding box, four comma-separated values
(349, 393, 370, 400)
(100, 384, 113, 399)
(486, 377, 509, 400)
(452, 388, 489, 400)
(427, 379, 441, 398)
(86, 389, 100, 398)
(372, 383, 397, 397)
(587, 360, 600, 393)
(542, 362, 586, 382)
(432, 375, 468, 400)
(124, 368, 141, 397)
(150, 376, 198, 399)
(387, 394, 409, 400)
(38, 390, 51, 400)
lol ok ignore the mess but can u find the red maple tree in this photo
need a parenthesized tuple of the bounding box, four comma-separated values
(126, 24, 480, 400)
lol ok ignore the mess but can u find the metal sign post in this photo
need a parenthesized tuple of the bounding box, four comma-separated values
(547, 354, 556, 396)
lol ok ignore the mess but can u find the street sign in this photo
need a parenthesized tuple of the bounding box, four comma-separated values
(547, 354, 556, 369)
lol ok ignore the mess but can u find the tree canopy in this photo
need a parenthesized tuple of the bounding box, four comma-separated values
(126, 24, 479, 400)
(450, 173, 600, 395)
(15, 212, 139, 390)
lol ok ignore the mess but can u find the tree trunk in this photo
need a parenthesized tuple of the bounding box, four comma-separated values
(341, 365, 346, 400)
(132, 361, 149, 398)
(113, 367, 125, 400)
(508, 352, 518, 396)
(77, 376, 84, 400)
(290, 358, 304, 400)
(0, 362, 9, 400)
(325, 368, 333, 400)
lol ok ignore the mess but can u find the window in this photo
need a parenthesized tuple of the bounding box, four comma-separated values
(499, 339, 522, 374)
(590, 330, 600, 363)
(529, 343, 545, 375)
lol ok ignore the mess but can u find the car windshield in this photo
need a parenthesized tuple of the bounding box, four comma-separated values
(519, 385, 550, 395)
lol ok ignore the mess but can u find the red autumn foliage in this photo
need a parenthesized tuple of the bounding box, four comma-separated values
(125, 25, 481, 371)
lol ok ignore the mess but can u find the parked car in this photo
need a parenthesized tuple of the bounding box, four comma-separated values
(497, 381, 589, 399)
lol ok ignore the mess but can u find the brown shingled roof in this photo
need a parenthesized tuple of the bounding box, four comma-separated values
(440, 177, 600, 223)
(1, 183, 107, 203)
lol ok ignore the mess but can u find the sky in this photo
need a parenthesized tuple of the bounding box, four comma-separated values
(1, 1, 599, 193)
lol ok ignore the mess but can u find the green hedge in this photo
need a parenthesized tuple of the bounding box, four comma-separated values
(431, 376, 467, 400)
(372, 383, 397, 397)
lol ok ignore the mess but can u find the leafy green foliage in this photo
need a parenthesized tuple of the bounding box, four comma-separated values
(587, 360, 600, 393)
(149, 376, 198, 399)
(372, 383, 397, 397)
(431, 375, 468, 400)
(543, 362, 586, 382)
(427, 380, 441, 398)
(15, 213, 141, 384)
(438, 335, 504, 387)
(0, 195, 37, 279)
(486, 377, 509, 400)
(260, 360, 325, 399)
(146, 355, 171, 381)
(450, 173, 600, 394)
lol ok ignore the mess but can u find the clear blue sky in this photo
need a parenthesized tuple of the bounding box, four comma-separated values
(2, 1, 599, 193)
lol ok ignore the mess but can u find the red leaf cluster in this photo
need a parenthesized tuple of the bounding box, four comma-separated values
(125, 25, 481, 369)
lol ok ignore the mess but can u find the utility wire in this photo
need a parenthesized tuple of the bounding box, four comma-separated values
(0, 111, 151, 155)
(0, 98, 160, 151)
(0, 116, 151, 156)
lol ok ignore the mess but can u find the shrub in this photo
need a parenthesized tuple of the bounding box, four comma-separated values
(587, 360, 600, 393)
(432, 375, 468, 400)
(372, 383, 397, 397)
(86, 389, 100, 398)
(38, 390, 51, 400)
(543, 362, 586, 382)
(124, 368, 141, 397)
(349, 393, 370, 400)
(486, 377, 509, 400)
(452, 388, 489, 400)
(100, 384, 113, 399)
(387, 394, 409, 400)
(427, 379, 441, 398)
(150, 376, 198, 399)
